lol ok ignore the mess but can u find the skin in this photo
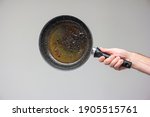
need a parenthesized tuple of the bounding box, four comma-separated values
(99, 47, 150, 75)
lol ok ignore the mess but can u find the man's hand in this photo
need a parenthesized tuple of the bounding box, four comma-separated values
(99, 48, 130, 70)
(98, 47, 150, 75)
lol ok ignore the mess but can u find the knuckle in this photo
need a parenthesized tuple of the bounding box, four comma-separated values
(116, 56, 120, 60)
(104, 60, 109, 65)
(99, 57, 104, 62)
(99, 59, 103, 62)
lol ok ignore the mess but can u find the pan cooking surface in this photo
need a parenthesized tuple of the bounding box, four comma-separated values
(48, 21, 88, 63)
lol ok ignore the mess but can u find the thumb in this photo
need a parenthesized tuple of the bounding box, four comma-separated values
(100, 47, 113, 54)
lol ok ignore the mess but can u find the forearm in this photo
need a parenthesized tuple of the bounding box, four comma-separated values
(128, 52, 150, 75)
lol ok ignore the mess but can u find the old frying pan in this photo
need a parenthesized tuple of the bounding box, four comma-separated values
(39, 15, 132, 70)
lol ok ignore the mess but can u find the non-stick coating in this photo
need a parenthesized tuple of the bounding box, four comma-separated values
(39, 15, 93, 70)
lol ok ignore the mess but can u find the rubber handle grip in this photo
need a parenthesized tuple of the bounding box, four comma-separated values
(94, 47, 132, 68)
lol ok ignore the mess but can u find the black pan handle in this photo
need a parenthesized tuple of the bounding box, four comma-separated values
(93, 47, 132, 68)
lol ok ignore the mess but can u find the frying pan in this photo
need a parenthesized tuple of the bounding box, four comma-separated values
(39, 15, 132, 70)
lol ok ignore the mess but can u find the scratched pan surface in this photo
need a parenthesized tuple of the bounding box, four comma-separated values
(39, 15, 93, 70)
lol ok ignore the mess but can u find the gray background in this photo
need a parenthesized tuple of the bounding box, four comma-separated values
(0, 0, 150, 100)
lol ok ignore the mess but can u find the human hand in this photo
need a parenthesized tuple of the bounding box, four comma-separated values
(99, 47, 130, 70)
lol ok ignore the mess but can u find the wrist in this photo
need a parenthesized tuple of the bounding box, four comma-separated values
(127, 51, 137, 69)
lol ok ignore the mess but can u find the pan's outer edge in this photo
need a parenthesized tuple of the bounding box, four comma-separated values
(39, 15, 93, 70)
